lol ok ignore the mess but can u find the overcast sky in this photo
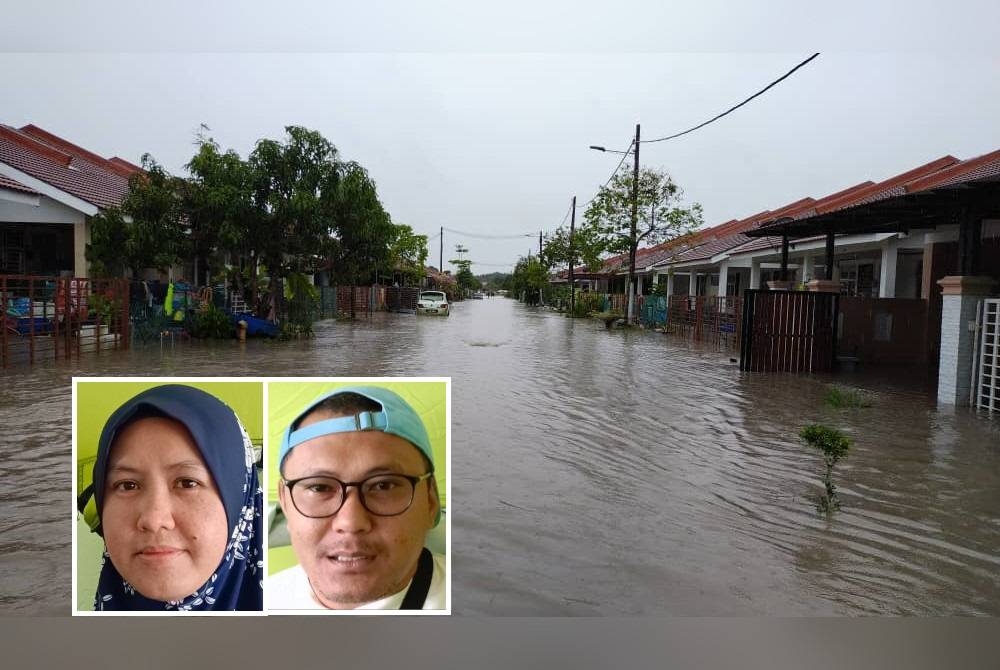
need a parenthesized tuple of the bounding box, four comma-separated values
(4, 2, 999, 271)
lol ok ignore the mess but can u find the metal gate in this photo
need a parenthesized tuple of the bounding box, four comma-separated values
(740, 289, 839, 373)
(974, 299, 1000, 412)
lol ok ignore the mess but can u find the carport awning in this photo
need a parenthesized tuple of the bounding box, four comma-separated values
(745, 151, 1000, 240)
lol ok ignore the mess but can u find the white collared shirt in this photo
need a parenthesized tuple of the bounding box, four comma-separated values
(268, 552, 446, 611)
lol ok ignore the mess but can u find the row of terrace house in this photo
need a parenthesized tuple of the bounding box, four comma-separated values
(563, 149, 1000, 409)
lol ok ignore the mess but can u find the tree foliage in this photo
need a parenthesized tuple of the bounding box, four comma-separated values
(541, 222, 605, 273)
(509, 256, 549, 305)
(86, 155, 187, 277)
(384, 223, 428, 285)
(800, 423, 852, 514)
(583, 165, 703, 255)
(582, 165, 703, 321)
(89, 125, 405, 325)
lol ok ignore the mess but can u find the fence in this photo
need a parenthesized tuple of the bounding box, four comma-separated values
(739, 290, 838, 373)
(334, 285, 375, 318)
(666, 295, 743, 350)
(975, 299, 1000, 413)
(385, 286, 420, 312)
(1, 275, 130, 367)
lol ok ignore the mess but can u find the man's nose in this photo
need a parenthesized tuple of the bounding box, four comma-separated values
(330, 486, 373, 533)
(136, 486, 177, 532)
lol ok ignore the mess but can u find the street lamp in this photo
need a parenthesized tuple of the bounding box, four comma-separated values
(589, 124, 641, 324)
(588, 145, 634, 155)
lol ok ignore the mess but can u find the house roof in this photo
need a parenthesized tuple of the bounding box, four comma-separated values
(746, 149, 1000, 239)
(0, 173, 39, 195)
(0, 124, 133, 210)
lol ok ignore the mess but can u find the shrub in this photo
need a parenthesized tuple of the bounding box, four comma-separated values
(186, 303, 235, 339)
(800, 423, 851, 514)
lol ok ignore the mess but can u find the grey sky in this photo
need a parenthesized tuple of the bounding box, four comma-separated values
(4, 3, 1000, 271)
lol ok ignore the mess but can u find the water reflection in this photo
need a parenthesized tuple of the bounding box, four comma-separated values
(1, 296, 998, 614)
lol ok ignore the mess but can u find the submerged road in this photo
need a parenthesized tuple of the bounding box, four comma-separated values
(2, 296, 999, 614)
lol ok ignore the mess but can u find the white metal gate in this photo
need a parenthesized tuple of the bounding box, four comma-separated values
(975, 299, 1000, 413)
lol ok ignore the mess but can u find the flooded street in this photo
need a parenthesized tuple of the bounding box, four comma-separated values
(2, 297, 999, 615)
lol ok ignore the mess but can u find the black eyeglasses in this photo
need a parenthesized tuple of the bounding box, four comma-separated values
(283, 472, 433, 518)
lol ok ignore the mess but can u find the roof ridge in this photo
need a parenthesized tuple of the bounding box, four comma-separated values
(904, 148, 1000, 193)
(815, 156, 960, 213)
(0, 125, 73, 166)
(19, 124, 132, 176)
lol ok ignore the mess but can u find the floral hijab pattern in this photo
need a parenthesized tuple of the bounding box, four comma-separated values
(92, 385, 263, 611)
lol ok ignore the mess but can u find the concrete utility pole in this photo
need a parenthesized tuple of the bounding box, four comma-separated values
(628, 123, 640, 324)
(569, 195, 576, 314)
(439, 226, 443, 274)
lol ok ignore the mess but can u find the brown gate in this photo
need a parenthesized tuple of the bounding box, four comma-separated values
(739, 290, 838, 373)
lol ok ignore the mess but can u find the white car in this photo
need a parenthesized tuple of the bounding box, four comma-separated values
(416, 291, 450, 315)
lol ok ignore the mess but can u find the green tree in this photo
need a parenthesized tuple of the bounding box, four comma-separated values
(182, 134, 258, 293)
(509, 256, 548, 305)
(328, 162, 395, 318)
(541, 222, 604, 272)
(385, 223, 428, 286)
(86, 155, 187, 278)
(583, 166, 703, 322)
(248, 126, 342, 314)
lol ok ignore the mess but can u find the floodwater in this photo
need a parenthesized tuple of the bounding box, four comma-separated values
(1, 297, 999, 615)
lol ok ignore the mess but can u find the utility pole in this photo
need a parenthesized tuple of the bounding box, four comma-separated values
(439, 226, 443, 274)
(628, 123, 640, 325)
(569, 195, 576, 314)
(539, 230, 543, 257)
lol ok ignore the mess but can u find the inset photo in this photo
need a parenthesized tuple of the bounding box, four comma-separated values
(267, 378, 450, 613)
(73, 379, 264, 613)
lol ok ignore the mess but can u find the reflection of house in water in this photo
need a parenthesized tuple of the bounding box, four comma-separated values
(562, 150, 1000, 409)
(0, 124, 140, 277)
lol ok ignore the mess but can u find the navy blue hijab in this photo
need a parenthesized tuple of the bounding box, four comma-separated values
(91, 384, 263, 611)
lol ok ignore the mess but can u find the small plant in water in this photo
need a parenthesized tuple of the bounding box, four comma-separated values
(824, 386, 872, 409)
(800, 423, 851, 514)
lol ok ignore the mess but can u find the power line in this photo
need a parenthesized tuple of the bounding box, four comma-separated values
(644, 53, 820, 144)
(441, 226, 534, 239)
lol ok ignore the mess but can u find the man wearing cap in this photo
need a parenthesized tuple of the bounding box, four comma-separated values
(269, 386, 445, 610)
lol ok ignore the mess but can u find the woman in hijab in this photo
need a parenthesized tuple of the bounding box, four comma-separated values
(84, 384, 263, 611)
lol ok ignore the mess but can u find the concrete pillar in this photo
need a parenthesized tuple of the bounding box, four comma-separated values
(879, 238, 899, 298)
(801, 254, 815, 283)
(936, 276, 998, 405)
(665, 273, 675, 296)
(652, 272, 660, 288)
(750, 259, 761, 291)
(688, 272, 698, 297)
(75, 217, 90, 278)
(718, 262, 730, 297)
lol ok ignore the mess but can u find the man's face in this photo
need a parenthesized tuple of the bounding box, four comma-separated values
(102, 416, 229, 602)
(278, 414, 439, 609)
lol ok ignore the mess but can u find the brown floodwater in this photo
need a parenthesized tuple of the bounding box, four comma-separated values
(1, 297, 998, 615)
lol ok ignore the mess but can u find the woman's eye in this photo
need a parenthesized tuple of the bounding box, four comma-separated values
(369, 480, 398, 492)
(176, 478, 201, 489)
(112, 480, 138, 492)
(305, 483, 334, 494)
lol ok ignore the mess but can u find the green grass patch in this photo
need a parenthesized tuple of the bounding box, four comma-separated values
(824, 386, 872, 409)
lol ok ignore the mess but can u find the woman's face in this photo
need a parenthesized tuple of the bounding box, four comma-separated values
(102, 416, 229, 602)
